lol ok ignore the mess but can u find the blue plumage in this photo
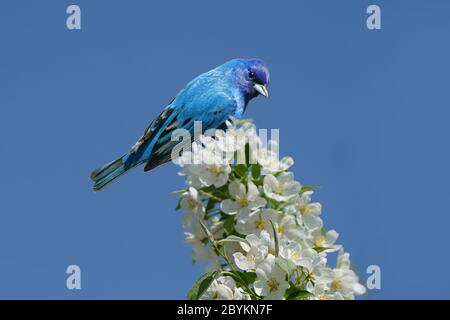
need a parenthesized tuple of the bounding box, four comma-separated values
(90, 58, 270, 191)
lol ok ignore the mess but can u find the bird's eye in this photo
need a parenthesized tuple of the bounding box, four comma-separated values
(248, 71, 256, 80)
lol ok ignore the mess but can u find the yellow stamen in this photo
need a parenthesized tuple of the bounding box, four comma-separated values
(331, 279, 342, 290)
(274, 184, 284, 194)
(301, 205, 312, 215)
(236, 196, 249, 207)
(267, 278, 279, 292)
(255, 216, 266, 230)
(290, 251, 300, 260)
(314, 236, 326, 248)
(188, 199, 198, 210)
(207, 165, 222, 176)
(319, 293, 328, 300)
(277, 224, 284, 234)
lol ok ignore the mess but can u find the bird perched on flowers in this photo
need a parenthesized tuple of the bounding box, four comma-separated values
(90, 58, 270, 191)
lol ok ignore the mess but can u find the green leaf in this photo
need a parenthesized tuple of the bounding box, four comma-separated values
(286, 288, 314, 300)
(187, 271, 219, 300)
(314, 247, 333, 253)
(202, 185, 229, 199)
(269, 199, 280, 209)
(285, 282, 301, 296)
(253, 175, 265, 186)
(251, 163, 261, 179)
(205, 198, 217, 212)
(300, 185, 320, 193)
(201, 185, 215, 193)
(175, 198, 182, 210)
(239, 271, 257, 286)
(234, 164, 248, 178)
(224, 271, 257, 288)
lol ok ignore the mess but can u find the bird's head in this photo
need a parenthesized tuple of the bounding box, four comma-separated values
(221, 58, 270, 100)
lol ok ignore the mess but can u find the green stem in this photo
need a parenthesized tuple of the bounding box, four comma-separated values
(198, 190, 222, 201)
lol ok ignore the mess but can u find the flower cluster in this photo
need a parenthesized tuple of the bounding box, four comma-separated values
(175, 119, 366, 300)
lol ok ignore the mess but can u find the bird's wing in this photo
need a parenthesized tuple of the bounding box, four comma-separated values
(129, 105, 177, 153)
(143, 93, 238, 171)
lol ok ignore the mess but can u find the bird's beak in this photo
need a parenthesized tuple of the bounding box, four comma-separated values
(254, 83, 269, 97)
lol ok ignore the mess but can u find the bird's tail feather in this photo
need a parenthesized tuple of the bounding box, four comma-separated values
(90, 153, 138, 191)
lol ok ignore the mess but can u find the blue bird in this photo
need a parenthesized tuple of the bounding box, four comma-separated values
(90, 58, 270, 191)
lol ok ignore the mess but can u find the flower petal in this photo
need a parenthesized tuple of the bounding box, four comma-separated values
(220, 199, 239, 215)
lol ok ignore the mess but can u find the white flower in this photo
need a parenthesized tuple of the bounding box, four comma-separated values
(235, 208, 279, 236)
(221, 180, 266, 216)
(255, 140, 294, 175)
(310, 282, 344, 300)
(293, 191, 323, 230)
(300, 202, 322, 230)
(254, 254, 289, 300)
(197, 120, 261, 165)
(184, 231, 214, 263)
(178, 143, 231, 188)
(336, 248, 351, 270)
(203, 165, 231, 187)
(306, 228, 340, 252)
(320, 268, 366, 299)
(263, 172, 301, 202)
(215, 124, 249, 153)
(180, 187, 205, 228)
(284, 192, 323, 230)
(295, 248, 328, 279)
(177, 119, 366, 301)
(233, 231, 270, 271)
(201, 276, 246, 300)
(273, 214, 305, 242)
(184, 219, 222, 267)
(279, 242, 317, 269)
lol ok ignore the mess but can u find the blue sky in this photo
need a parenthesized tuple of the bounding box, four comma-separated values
(1, 0, 449, 299)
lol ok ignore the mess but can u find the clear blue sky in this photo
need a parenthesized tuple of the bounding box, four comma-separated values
(1, 0, 449, 299)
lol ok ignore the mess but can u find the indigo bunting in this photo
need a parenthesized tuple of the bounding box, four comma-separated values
(90, 58, 269, 191)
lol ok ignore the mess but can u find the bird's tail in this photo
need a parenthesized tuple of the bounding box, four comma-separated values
(90, 153, 140, 191)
